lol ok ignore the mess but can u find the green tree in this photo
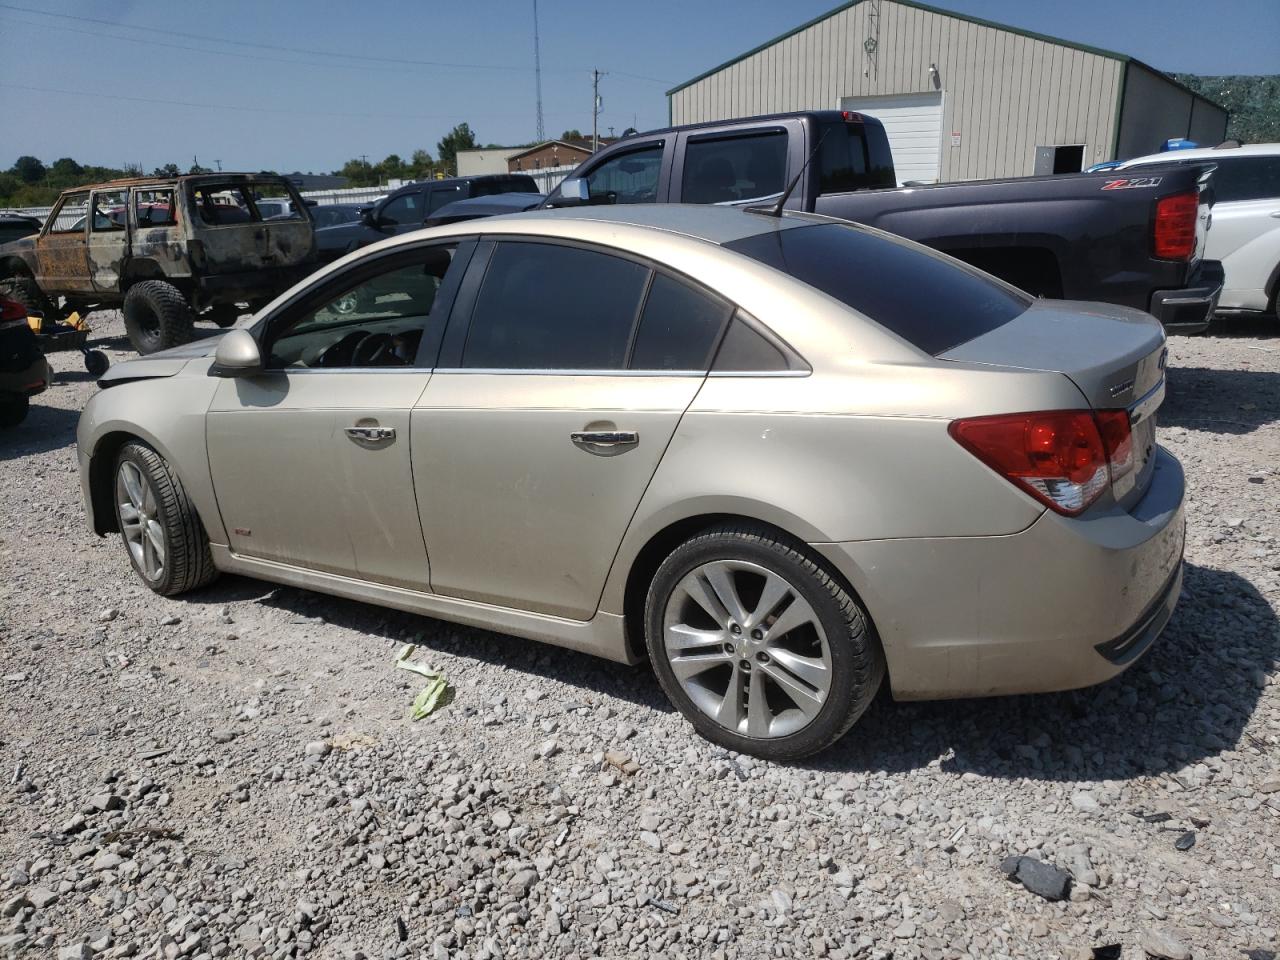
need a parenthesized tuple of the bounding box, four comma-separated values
(187, 161, 211, 174)
(409, 148, 434, 179)
(12, 155, 46, 184)
(559, 129, 584, 142)
(379, 153, 407, 181)
(47, 157, 84, 187)
(338, 158, 377, 187)
(436, 123, 476, 176)
(153, 163, 181, 177)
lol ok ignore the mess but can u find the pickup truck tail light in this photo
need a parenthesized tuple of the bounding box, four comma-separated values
(949, 410, 1133, 516)
(1152, 190, 1198, 261)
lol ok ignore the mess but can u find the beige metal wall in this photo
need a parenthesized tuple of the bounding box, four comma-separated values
(668, 0, 1125, 181)
(1116, 63, 1228, 158)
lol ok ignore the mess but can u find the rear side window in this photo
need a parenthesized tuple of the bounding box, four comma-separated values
(629, 273, 730, 370)
(683, 131, 787, 204)
(427, 185, 464, 213)
(1213, 157, 1280, 202)
(725, 224, 1030, 355)
(462, 242, 649, 369)
(818, 121, 897, 193)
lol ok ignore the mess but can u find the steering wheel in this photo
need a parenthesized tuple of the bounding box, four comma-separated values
(316, 330, 367, 367)
(351, 332, 398, 366)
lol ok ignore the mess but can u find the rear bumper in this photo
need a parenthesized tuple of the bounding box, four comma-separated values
(816, 447, 1186, 700)
(0, 354, 51, 398)
(1149, 259, 1223, 334)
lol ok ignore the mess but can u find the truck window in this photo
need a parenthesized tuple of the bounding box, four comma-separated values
(379, 192, 423, 225)
(470, 177, 537, 198)
(135, 189, 176, 227)
(817, 120, 896, 193)
(91, 189, 128, 231)
(190, 185, 256, 225)
(584, 143, 664, 205)
(725, 223, 1030, 355)
(682, 131, 787, 204)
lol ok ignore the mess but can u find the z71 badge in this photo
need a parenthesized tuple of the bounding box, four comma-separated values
(1101, 176, 1164, 190)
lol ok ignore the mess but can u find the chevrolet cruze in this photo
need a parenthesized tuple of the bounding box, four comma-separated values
(77, 205, 1185, 759)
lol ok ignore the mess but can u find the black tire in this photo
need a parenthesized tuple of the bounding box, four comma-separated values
(112, 441, 218, 596)
(645, 523, 885, 760)
(0, 276, 60, 321)
(122, 280, 194, 355)
(0, 394, 29, 429)
(84, 350, 110, 377)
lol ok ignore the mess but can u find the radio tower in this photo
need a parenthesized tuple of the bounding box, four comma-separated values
(532, 0, 545, 142)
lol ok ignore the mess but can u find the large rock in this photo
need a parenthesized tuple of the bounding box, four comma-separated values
(1000, 855, 1071, 901)
(1142, 927, 1192, 960)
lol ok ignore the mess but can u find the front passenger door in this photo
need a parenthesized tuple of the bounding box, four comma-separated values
(206, 241, 470, 587)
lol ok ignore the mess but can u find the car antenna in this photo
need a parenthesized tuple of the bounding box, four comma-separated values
(754, 128, 831, 218)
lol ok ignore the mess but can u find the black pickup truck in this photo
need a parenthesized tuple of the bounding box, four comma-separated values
(543, 111, 1223, 332)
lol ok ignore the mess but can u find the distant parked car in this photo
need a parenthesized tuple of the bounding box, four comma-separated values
(314, 174, 539, 261)
(0, 213, 42, 246)
(253, 197, 305, 220)
(310, 203, 365, 229)
(1119, 143, 1280, 317)
(78, 205, 1184, 759)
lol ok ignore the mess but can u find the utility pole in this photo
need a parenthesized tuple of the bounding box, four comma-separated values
(591, 69, 607, 153)
(532, 0, 545, 142)
(214, 159, 222, 172)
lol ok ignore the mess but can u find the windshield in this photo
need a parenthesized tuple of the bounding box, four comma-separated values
(725, 223, 1030, 355)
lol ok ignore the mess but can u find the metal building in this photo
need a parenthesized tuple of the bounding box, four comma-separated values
(666, 0, 1227, 183)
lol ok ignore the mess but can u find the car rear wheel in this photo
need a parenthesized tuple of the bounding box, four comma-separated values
(645, 523, 884, 760)
(122, 281, 194, 355)
(113, 441, 217, 596)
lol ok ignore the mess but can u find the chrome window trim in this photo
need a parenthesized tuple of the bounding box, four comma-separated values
(268, 366, 809, 377)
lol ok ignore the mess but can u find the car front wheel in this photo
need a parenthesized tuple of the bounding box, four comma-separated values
(113, 441, 217, 595)
(645, 524, 884, 760)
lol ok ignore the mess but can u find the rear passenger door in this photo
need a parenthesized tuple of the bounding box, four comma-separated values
(672, 121, 805, 208)
(375, 188, 428, 238)
(411, 239, 733, 619)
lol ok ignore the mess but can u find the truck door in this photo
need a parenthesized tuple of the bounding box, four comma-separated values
(671, 119, 805, 208)
(88, 187, 131, 294)
(34, 190, 93, 296)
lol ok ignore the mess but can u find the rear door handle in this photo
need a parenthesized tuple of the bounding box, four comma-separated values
(345, 425, 395, 443)
(571, 430, 638, 447)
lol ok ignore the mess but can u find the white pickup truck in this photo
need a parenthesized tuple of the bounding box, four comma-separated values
(1119, 143, 1280, 319)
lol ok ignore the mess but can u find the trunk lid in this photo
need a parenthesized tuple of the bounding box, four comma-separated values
(939, 299, 1168, 506)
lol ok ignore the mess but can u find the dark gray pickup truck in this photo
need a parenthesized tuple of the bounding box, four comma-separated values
(543, 111, 1223, 332)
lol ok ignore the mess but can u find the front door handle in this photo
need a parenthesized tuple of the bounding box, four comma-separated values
(345, 425, 396, 444)
(571, 430, 638, 447)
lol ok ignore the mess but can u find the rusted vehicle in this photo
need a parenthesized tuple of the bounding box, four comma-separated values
(0, 174, 317, 354)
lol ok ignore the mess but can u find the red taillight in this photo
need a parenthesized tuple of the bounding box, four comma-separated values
(1153, 190, 1198, 261)
(0, 296, 27, 322)
(841, 111, 864, 123)
(950, 409, 1133, 516)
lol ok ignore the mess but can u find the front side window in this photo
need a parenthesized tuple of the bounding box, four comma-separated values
(378, 192, 422, 226)
(725, 224, 1030, 355)
(91, 189, 128, 231)
(48, 191, 89, 233)
(629, 273, 730, 371)
(584, 144, 664, 205)
(135, 189, 176, 227)
(682, 131, 787, 204)
(266, 246, 456, 369)
(462, 242, 648, 369)
(1213, 157, 1280, 203)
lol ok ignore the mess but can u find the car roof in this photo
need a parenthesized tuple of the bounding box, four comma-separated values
(1120, 143, 1280, 166)
(469, 203, 811, 245)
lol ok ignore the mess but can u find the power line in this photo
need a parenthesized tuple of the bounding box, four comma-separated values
(0, 2, 673, 83)
(0, 81, 571, 123)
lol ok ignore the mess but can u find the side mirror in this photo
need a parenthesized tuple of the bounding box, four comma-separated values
(212, 328, 262, 376)
(361, 208, 378, 227)
(557, 177, 590, 206)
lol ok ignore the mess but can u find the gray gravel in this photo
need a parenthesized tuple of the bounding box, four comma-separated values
(1, 311, 1278, 959)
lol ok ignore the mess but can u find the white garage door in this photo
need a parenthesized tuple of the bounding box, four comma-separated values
(838, 92, 943, 185)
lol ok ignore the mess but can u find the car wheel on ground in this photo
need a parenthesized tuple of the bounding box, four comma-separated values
(0, 393, 29, 428)
(0, 276, 59, 321)
(122, 281, 195, 355)
(113, 441, 218, 596)
(645, 524, 885, 760)
(83, 350, 110, 377)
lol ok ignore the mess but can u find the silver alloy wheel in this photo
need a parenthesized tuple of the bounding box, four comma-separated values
(662, 559, 833, 739)
(116, 460, 166, 581)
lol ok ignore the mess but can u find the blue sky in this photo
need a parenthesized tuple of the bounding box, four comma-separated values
(2, 0, 1276, 174)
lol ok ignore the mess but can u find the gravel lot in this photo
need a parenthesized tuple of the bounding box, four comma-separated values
(1, 311, 1278, 960)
